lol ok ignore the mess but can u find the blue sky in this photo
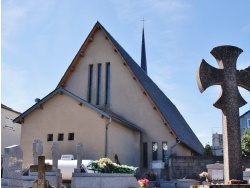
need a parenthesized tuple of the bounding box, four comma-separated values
(2, 0, 250, 146)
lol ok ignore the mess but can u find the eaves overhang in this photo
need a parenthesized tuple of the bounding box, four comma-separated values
(13, 87, 110, 124)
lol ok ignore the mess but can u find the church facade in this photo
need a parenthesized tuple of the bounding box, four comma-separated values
(14, 22, 203, 169)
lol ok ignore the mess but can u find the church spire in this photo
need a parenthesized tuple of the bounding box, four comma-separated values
(141, 24, 147, 74)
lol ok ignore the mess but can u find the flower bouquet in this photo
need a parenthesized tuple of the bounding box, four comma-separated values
(138, 178, 150, 188)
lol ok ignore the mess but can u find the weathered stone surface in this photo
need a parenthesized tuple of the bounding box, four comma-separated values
(197, 45, 250, 183)
(1, 145, 23, 188)
(207, 162, 224, 181)
(76, 143, 83, 170)
(71, 173, 138, 188)
(33, 140, 43, 165)
(30, 156, 53, 188)
(51, 142, 59, 171)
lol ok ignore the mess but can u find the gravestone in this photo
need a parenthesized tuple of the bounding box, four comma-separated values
(73, 143, 88, 173)
(206, 162, 224, 181)
(33, 140, 43, 165)
(151, 160, 165, 181)
(76, 143, 83, 170)
(23, 140, 62, 188)
(51, 142, 59, 171)
(48, 142, 62, 187)
(1, 145, 23, 188)
(30, 156, 53, 188)
(243, 168, 250, 184)
(197, 45, 250, 184)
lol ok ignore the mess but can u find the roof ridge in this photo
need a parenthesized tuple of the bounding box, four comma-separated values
(13, 87, 110, 123)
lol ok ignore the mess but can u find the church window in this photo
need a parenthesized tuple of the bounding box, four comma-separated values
(58, 133, 64, 141)
(162, 142, 168, 162)
(47, 134, 53, 141)
(152, 142, 158, 160)
(143, 142, 148, 168)
(88, 64, 94, 103)
(105, 62, 110, 104)
(68, 133, 74, 141)
(96, 63, 102, 105)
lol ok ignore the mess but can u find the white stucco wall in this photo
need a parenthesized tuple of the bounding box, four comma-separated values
(1, 105, 21, 155)
(63, 29, 191, 162)
(20, 93, 140, 168)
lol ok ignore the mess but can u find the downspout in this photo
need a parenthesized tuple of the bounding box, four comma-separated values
(140, 132, 143, 171)
(105, 117, 112, 157)
(168, 138, 181, 180)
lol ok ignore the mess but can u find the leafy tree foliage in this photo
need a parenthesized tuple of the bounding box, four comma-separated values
(241, 128, 250, 157)
(204, 143, 213, 156)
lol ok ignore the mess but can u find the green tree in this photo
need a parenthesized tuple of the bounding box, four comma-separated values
(204, 143, 213, 156)
(241, 128, 250, 157)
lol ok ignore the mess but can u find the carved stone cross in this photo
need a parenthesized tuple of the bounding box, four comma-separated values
(197, 45, 250, 184)
(30, 156, 53, 188)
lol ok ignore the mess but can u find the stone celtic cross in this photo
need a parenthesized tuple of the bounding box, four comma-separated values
(30, 156, 53, 188)
(197, 45, 250, 183)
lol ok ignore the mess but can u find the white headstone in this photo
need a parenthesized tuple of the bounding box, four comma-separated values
(206, 162, 224, 181)
(211, 170, 223, 180)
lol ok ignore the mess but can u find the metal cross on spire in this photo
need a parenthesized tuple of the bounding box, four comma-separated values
(141, 18, 146, 27)
(197, 45, 250, 184)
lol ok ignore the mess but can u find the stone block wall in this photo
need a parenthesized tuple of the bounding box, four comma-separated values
(169, 156, 250, 180)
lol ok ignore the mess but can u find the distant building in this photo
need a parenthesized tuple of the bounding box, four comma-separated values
(212, 133, 223, 156)
(1, 104, 21, 156)
(240, 110, 250, 136)
(211, 110, 250, 156)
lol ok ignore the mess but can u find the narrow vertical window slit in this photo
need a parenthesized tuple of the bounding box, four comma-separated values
(105, 63, 110, 104)
(96, 64, 102, 105)
(88, 64, 93, 103)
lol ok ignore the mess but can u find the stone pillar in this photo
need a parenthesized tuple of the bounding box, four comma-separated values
(76, 143, 83, 170)
(51, 142, 59, 172)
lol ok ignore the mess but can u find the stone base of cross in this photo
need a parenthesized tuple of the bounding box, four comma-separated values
(30, 179, 54, 188)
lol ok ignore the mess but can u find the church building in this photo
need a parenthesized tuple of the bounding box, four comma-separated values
(14, 22, 204, 169)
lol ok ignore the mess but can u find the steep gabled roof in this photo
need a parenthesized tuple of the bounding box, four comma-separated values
(103, 22, 204, 154)
(57, 22, 204, 154)
(45, 22, 204, 154)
